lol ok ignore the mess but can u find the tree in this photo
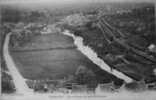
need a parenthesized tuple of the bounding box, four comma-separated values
(75, 65, 97, 88)
(75, 65, 87, 84)
(1, 7, 21, 23)
(85, 70, 97, 89)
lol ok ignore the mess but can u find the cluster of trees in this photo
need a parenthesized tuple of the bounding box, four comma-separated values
(75, 65, 98, 89)
(1, 7, 21, 23)
(10, 22, 45, 48)
(109, 5, 155, 43)
(62, 14, 89, 27)
(1, 6, 49, 23)
(2, 72, 15, 93)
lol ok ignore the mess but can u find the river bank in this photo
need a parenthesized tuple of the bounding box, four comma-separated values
(62, 30, 133, 83)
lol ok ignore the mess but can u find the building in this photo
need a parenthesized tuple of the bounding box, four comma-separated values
(95, 82, 115, 93)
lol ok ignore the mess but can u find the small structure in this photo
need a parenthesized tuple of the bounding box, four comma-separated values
(148, 44, 156, 53)
(95, 82, 115, 93)
(153, 68, 156, 76)
(124, 79, 147, 92)
(147, 82, 156, 90)
(56, 88, 71, 93)
(41, 24, 61, 34)
(71, 84, 88, 93)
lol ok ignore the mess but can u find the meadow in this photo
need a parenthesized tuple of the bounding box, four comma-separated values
(10, 33, 118, 82)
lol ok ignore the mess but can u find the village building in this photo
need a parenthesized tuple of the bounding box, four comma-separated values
(123, 79, 148, 92)
(95, 82, 116, 93)
(148, 44, 156, 53)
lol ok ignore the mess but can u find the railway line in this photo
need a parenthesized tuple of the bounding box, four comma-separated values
(98, 18, 156, 65)
(96, 17, 156, 82)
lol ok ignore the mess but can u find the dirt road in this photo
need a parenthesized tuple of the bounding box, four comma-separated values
(3, 33, 32, 94)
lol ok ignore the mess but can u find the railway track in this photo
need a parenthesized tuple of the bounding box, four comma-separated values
(98, 18, 156, 65)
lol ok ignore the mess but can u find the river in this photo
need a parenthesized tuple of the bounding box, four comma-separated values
(62, 30, 133, 83)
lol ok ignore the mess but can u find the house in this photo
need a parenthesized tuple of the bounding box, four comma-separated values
(147, 82, 156, 90)
(123, 79, 148, 92)
(95, 82, 115, 93)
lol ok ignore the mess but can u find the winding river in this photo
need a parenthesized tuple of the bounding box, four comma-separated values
(62, 30, 133, 83)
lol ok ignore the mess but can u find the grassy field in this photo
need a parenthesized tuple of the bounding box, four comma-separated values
(11, 48, 90, 79)
(10, 33, 84, 79)
(10, 33, 119, 82)
(10, 33, 76, 51)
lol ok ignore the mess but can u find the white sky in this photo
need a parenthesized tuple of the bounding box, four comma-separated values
(0, 0, 155, 4)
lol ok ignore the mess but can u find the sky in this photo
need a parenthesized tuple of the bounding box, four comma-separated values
(0, 0, 155, 4)
(0, 0, 155, 8)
